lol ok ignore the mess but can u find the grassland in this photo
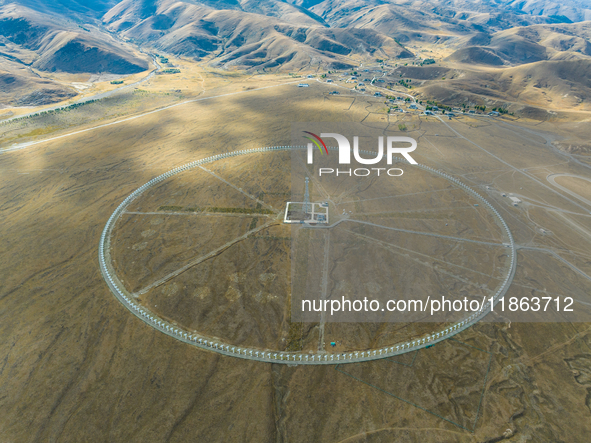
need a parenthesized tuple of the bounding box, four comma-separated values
(1, 62, 591, 442)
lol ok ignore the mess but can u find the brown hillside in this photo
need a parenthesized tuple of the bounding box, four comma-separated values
(0, 58, 76, 107)
(103, 0, 413, 70)
(0, 4, 149, 74)
(414, 59, 591, 112)
(446, 46, 506, 66)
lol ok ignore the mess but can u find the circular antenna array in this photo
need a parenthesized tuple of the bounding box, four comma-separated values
(99, 146, 516, 364)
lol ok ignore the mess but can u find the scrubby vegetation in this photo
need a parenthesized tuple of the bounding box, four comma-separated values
(158, 205, 274, 214)
(0, 99, 99, 126)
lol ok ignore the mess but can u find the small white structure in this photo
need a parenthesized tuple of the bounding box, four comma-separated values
(509, 196, 521, 206)
(298, 83, 309, 87)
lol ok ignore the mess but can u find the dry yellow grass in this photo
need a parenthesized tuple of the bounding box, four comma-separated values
(1, 71, 591, 442)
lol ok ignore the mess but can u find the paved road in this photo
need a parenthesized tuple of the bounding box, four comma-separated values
(546, 173, 591, 209)
(313, 218, 505, 247)
(135, 219, 281, 295)
(318, 231, 331, 351)
(516, 245, 591, 284)
(1, 53, 161, 126)
(496, 120, 591, 173)
(0, 79, 303, 154)
(433, 114, 591, 215)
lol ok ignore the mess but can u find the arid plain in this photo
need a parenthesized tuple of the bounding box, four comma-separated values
(1, 64, 591, 442)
